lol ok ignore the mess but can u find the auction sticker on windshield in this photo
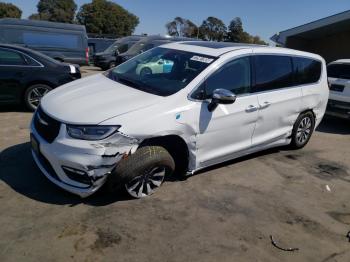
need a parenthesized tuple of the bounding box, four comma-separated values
(190, 56, 214, 63)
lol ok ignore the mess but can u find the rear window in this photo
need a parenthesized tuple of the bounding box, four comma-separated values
(254, 55, 294, 91)
(327, 63, 350, 80)
(294, 57, 322, 85)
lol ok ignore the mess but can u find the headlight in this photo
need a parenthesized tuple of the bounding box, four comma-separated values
(66, 125, 121, 140)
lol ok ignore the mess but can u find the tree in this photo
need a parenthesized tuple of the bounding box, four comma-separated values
(166, 17, 198, 38)
(226, 17, 267, 45)
(76, 0, 139, 36)
(199, 17, 227, 41)
(227, 17, 244, 42)
(0, 2, 22, 19)
(29, 0, 77, 23)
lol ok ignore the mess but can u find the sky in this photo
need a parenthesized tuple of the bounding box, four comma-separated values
(3, 0, 350, 42)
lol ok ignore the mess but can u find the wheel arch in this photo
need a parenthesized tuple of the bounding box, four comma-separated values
(139, 135, 189, 175)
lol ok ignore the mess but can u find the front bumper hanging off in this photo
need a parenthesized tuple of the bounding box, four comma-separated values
(30, 121, 139, 198)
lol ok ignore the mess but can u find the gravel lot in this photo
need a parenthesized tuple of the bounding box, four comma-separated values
(0, 66, 350, 262)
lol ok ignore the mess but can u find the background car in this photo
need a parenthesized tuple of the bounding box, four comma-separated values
(0, 18, 89, 66)
(0, 44, 81, 111)
(115, 35, 198, 65)
(93, 35, 145, 70)
(136, 57, 174, 76)
(327, 60, 350, 119)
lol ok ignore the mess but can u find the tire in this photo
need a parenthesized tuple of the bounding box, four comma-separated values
(108, 61, 116, 69)
(140, 67, 152, 78)
(24, 84, 52, 111)
(290, 111, 315, 149)
(106, 146, 175, 198)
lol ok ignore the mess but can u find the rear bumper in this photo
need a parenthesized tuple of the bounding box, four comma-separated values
(326, 99, 350, 119)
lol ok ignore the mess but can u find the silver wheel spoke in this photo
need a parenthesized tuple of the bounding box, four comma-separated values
(125, 166, 166, 198)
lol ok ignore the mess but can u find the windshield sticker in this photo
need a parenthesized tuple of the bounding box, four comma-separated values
(190, 56, 214, 64)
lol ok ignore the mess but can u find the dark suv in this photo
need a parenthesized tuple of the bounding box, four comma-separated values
(0, 44, 81, 111)
(116, 35, 198, 65)
(93, 36, 145, 70)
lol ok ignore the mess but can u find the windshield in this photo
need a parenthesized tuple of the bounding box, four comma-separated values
(126, 41, 154, 55)
(106, 47, 216, 96)
(104, 42, 120, 53)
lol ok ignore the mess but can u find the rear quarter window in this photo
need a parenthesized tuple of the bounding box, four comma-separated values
(294, 57, 322, 84)
(253, 55, 294, 92)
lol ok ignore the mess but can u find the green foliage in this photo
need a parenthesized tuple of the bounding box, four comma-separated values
(76, 0, 139, 36)
(199, 17, 227, 41)
(227, 17, 267, 45)
(166, 17, 198, 38)
(166, 16, 267, 44)
(0, 2, 22, 19)
(29, 0, 77, 23)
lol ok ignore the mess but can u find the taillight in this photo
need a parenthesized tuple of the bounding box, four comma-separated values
(85, 48, 89, 64)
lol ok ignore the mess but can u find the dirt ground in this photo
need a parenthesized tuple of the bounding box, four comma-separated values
(0, 67, 350, 262)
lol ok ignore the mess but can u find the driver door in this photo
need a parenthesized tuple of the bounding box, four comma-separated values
(195, 56, 259, 168)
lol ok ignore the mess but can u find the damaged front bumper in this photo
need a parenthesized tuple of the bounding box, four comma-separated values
(30, 121, 139, 198)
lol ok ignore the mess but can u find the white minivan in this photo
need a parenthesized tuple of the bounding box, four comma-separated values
(30, 41, 329, 198)
(327, 60, 350, 119)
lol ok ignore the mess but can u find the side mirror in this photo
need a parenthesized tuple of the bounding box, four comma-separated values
(114, 50, 119, 56)
(208, 89, 236, 112)
(158, 60, 164, 65)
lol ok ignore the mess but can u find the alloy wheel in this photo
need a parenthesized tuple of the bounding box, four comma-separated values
(125, 166, 166, 198)
(296, 116, 312, 144)
(27, 86, 51, 109)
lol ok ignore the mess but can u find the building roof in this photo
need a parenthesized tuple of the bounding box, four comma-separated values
(271, 10, 350, 45)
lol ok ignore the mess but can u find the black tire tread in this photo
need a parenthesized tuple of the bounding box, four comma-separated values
(106, 146, 175, 193)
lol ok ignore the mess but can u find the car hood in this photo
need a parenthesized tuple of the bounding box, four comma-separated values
(40, 73, 161, 125)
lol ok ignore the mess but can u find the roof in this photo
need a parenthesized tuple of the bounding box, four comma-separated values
(328, 59, 350, 65)
(271, 10, 350, 45)
(0, 18, 86, 32)
(161, 41, 264, 57)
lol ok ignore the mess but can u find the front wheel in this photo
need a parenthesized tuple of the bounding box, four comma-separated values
(24, 84, 52, 111)
(107, 146, 175, 198)
(290, 111, 315, 149)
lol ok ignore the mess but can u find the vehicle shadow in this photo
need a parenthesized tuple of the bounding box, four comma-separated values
(0, 142, 130, 206)
(316, 116, 350, 135)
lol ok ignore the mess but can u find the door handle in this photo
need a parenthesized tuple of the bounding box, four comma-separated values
(246, 105, 258, 112)
(259, 101, 271, 109)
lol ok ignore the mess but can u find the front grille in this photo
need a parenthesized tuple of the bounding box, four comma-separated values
(34, 107, 61, 143)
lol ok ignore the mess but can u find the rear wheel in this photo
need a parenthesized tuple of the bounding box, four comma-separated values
(290, 111, 315, 149)
(107, 146, 175, 198)
(24, 84, 52, 111)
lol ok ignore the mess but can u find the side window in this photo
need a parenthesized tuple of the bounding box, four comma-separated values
(327, 64, 350, 80)
(117, 44, 128, 53)
(23, 54, 41, 66)
(254, 55, 294, 91)
(294, 57, 322, 84)
(195, 57, 251, 99)
(0, 49, 26, 65)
